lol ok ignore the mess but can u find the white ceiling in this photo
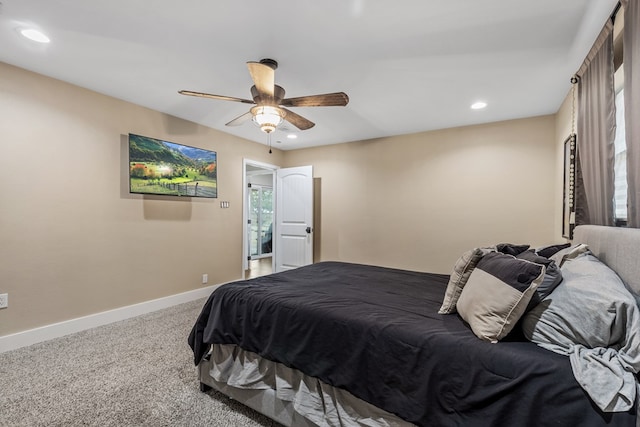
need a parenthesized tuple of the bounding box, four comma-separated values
(0, 0, 618, 150)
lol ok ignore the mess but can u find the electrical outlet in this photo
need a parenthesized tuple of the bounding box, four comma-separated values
(202, 274, 208, 284)
(0, 293, 8, 309)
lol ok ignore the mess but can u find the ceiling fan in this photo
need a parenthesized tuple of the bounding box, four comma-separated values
(179, 58, 349, 134)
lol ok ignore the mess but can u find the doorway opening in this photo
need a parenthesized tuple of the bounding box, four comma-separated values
(243, 160, 277, 279)
(249, 185, 273, 259)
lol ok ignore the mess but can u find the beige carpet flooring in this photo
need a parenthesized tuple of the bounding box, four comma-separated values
(0, 298, 279, 427)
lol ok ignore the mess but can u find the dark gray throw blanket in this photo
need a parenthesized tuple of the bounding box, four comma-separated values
(523, 253, 640, 413)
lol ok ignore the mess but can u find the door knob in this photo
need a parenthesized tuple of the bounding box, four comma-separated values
(306, 227, 312, 234)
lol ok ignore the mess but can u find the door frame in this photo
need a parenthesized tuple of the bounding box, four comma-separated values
(242, 158, 278, 278)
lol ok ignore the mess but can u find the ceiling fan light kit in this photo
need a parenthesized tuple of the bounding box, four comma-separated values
(251, 105, 285, 133)
(179, 58, 349, 137)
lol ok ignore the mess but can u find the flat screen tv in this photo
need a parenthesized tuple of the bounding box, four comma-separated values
(128, 133, 217, 198)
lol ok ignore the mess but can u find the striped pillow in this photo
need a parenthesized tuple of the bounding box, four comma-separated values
(457, 252, 545, 342)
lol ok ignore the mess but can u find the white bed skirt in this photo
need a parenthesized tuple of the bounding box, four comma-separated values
(199, 344, 414, 427)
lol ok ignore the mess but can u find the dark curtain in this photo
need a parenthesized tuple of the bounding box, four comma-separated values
(574, 147, 590, 227)
(575, 22, 616, 226)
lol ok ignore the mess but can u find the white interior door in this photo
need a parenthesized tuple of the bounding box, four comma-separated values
(275, 165, 313, 272)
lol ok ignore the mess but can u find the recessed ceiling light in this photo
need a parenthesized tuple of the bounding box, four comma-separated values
(287, 134, 298, 139)
(20, 28, 50, 43)
(471, 101, 487, 110)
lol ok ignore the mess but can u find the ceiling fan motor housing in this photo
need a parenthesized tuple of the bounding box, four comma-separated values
(251, 85, 286, 105)
(259, 58, 278, 70)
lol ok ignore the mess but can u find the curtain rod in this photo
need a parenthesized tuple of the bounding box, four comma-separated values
(574, 2, 621, 79)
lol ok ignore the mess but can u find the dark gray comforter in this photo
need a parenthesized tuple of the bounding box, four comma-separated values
(189, 261, 636, 427)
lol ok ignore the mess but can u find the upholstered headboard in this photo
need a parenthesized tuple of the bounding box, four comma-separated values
(573, 225, 640, 295)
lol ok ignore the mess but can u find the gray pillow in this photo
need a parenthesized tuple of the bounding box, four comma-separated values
(496, 243, 530, 256)
(549, 243, 589, 267)
(456, 252, 544, 343)
(516, 250, 563, 310)
(535, 243, 571, 259)
(438, 247, 493, 314)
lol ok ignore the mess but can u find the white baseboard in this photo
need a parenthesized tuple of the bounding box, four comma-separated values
(0, 284, 221, 354)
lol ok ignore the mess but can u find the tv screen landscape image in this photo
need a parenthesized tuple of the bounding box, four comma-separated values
(128, 133, 217, 198)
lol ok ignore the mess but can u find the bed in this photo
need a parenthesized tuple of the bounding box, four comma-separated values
(188, 225, 640, 426)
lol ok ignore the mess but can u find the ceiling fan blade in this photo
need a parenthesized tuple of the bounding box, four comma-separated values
(225, 111, 253, 127)
(281, 92, 349, 107)
(281, 108, 315, 130)
(179, 90, 254, 104)
(247, 61, 275, 104)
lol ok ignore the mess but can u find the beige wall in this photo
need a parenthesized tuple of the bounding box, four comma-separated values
(1, 60, 567, 338)
(283, 116, 560, 274)
(0, 62, 283, 336)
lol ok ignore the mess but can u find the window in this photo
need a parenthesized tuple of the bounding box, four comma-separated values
(612, 11, 626, 226)
(613, 87, 627, 223)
